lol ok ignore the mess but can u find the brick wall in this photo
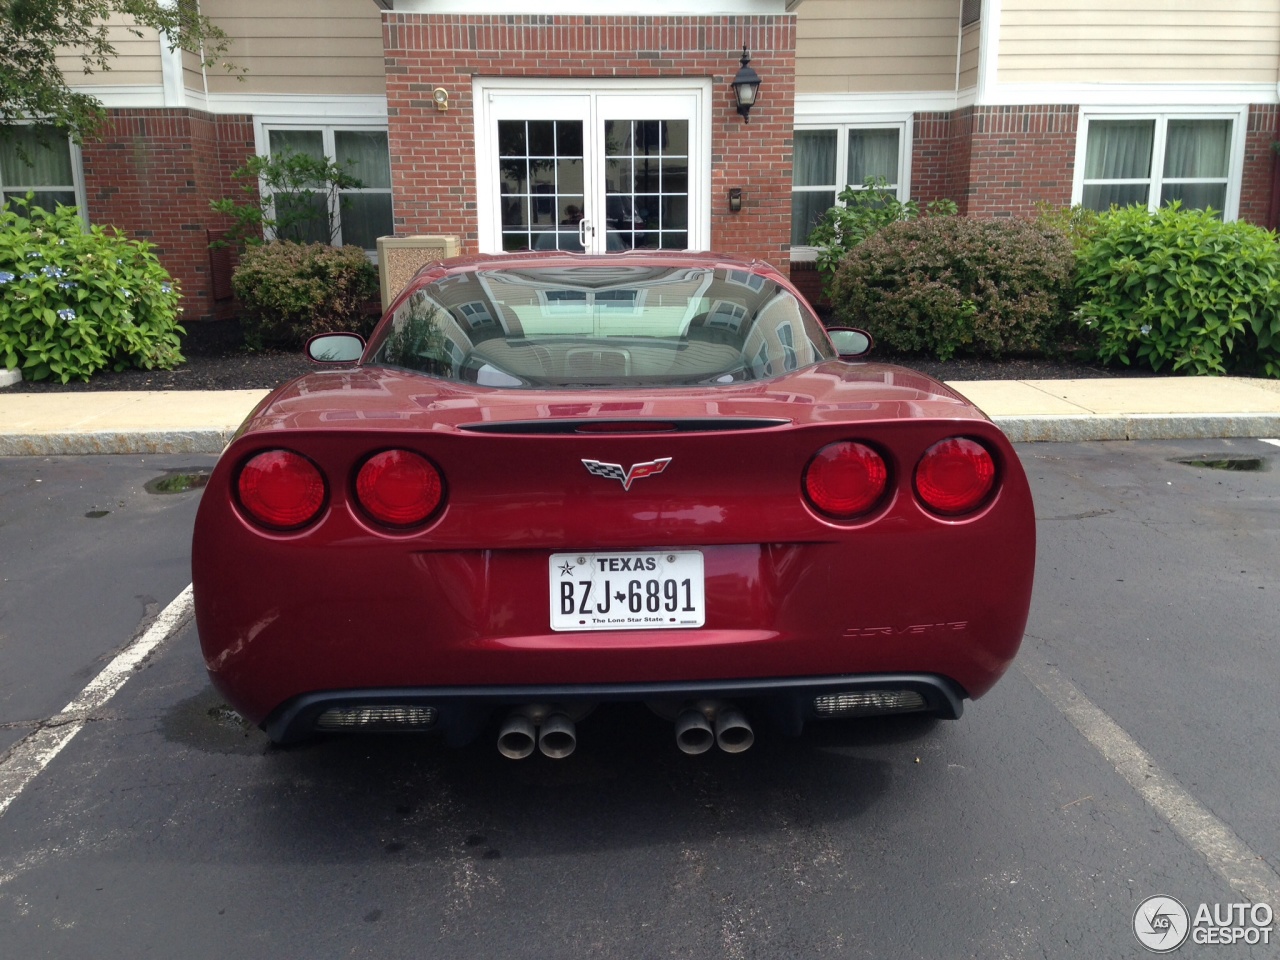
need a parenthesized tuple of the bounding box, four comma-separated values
(1242, 104, 1279, 229)
(80, 109, 255, 322)
(383, 14, 796, 270)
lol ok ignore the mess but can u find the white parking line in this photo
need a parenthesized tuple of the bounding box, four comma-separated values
(0, 584, 193, 818)
(1020, 657, 1280, 906)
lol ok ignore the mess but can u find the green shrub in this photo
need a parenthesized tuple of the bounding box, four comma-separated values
(807, 178, 958, 291)
(0, 197, 184, 383)
(232, 241, 379, 349)
(1075, 204, 1280, 377)
(829, 216, 1078, 361)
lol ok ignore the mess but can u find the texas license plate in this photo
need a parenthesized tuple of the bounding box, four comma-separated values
(549, 551, 705, 632)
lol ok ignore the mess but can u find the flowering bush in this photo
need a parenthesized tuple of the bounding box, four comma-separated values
(0, 197, 184, 382)
(829, 216, 1079, 360)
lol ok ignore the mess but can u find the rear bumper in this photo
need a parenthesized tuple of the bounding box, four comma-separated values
(262, 672, 966, 744)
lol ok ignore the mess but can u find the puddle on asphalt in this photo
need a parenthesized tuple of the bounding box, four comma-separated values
(144, 469, 212, 495)
(162, 687, 268, 755)
(1173, 455, 1268, 472)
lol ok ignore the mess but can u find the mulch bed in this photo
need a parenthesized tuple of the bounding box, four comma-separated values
(3, 317, 1160, 394)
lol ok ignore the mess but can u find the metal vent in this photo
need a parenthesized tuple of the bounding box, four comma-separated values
(961, 0, 981, 26)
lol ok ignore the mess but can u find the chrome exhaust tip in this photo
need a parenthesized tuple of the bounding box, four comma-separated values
(674, 709, 715, 755)
(538, 713, 576, 759)
(497, 713, 537, 759)
(714, 707, 754, 753)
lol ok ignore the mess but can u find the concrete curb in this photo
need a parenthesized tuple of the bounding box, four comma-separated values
(993, 413, 1280, 443)
(0, 430, 233, 457)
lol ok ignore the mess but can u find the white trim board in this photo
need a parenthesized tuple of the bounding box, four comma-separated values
(389, 0, 790, 12)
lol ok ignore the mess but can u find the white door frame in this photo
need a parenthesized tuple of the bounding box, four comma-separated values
(473, 77, 713, 254)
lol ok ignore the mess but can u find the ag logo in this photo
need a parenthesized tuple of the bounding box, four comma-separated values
(1134, 895, 1190, 953)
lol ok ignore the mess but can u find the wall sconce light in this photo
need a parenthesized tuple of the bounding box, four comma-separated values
(432, 87, 450, 112)
(731, 46, 761, 124)
(728, 188, 743, 212)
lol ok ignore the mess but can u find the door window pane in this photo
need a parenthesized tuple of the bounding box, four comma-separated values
(603, 119, 689, 251)
(499, 119, 586, 252)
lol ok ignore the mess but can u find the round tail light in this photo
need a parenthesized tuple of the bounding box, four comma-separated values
(914, 437, 997, 515)
(803, 441, 889, 519)
(236, 449, 326, 529)
(356, 449, 444, 527)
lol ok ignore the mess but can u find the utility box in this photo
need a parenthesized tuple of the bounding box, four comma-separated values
(376, 235, 461, 309)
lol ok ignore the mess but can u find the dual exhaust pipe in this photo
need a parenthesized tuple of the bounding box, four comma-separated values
(674, 703, 754, 755)
(497, 711, 577, 760)
(496, 701, 755, 759)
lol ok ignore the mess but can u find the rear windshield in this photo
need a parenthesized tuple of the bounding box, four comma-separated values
(365, 264, 834, 388)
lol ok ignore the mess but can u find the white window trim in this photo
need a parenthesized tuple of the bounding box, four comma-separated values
(256, 119, 393, 252)
(1071, 106, 1249, 220)
(790, 118, 911, 255)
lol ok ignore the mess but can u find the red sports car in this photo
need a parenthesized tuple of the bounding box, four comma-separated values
(192, 252, 1035, 758)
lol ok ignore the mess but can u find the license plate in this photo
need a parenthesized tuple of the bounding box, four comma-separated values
(549, 551, 705, 632)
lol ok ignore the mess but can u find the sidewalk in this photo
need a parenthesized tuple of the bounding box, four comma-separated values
(2, 377, 1280, 455)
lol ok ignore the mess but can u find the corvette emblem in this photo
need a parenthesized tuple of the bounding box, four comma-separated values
(582, 457, 672, 491)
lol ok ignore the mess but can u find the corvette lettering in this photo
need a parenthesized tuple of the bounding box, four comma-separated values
(582, 457, 672, 490)
(843, 621, 969, 639)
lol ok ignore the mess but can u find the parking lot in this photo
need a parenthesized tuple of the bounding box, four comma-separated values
(0, 440, 1276, 958)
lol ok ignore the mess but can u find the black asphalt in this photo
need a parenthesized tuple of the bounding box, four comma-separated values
(0, 442, 1275, 958)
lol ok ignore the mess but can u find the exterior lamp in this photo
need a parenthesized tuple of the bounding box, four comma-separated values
(731, 46, 761, 123)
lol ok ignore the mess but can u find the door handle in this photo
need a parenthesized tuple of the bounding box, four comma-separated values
(578, 218, 593, 249)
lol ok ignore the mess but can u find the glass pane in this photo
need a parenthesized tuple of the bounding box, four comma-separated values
(527, 121, 554, 156)
(660, 231, 688, 250)
(634, 158, 660, 193)
(335, 131, 391, 189)
(340, 192, 393, 249)
(1084, 120, 1154, 180)
(498, 121, 527, 157)
(269, 129, 325, 163)
(636, 121, 663, 155)
(604, 120, 628, 157)
(1161, 182, 1227, 213)
(274, 193, 330, 244)
(661, 196, 687, 230)
(556, 157, 583, 195)
(632, 231, 660, 249)
(847, 129, 899, 186)
(501, 195, 529, 228)
(502, 231, 530, 252)
(0, 125, 73, 186)
(665, 121, 689, 156)
(793, 130, 837, 187)
(4, 190, 76, 212)
(559, 198, 585, 225)
(556, 121, 583, 157)
(791, 191, 835, 245)
(661, 159, 688, 193)
(500, 158, 528, 195)
(605, 158, 632, 194)
(1163, 120, 1231, 179)
(1082, 183, 1149, 211)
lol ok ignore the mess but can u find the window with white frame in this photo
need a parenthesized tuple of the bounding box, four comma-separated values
(1, 125, 80, 213)
(1077, 114, 1239, 217)
(264, 127, 392, 249)
(791, 125, 904, 246)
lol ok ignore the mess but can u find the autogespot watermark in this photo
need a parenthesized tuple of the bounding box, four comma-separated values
(1133, 895, 1274, 952)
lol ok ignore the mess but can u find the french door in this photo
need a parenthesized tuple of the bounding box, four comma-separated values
(476, 84, 708, 254)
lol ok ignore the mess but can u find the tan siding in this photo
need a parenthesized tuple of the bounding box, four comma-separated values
(958, 23, 980, 89)
(201, 0, 386, 96)
(1000, 1, 1280, 85)
(797, 0, 962, 94)
(59, 18, 163, 88)
(182, 49, 204, 92)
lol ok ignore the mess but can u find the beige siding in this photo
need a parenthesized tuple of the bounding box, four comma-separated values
(59, 17, 163, 88)
(1000, 1, 1280, 84)
(201, 0, 386, 96)
(797, 0, 962, 93)
(958, 22, 980, 89)
(182, 48, 204, 92)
